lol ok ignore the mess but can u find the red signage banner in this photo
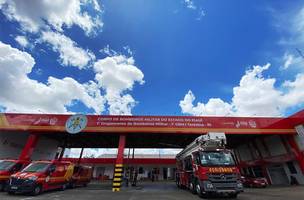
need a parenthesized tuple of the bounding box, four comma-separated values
(0, 113, 297, 134)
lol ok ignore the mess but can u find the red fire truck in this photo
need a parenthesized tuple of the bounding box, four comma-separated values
(8, 160, 74, 195)
(0, 159, 30, 191)
(176, 133, 243, 198)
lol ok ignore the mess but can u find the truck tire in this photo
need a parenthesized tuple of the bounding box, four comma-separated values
(195, 182, 203, 198)
(70, 182, 76, 189)
(228, 193, 238, 198)
(0, 182, 5, 191)
(60, 183, 67, 191)
(31, 185, 42, 196)
(189, 181, 196, 194)
(176, 178, 181, 188)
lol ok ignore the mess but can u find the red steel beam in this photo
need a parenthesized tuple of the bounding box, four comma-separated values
(116, 135, 126, 165)
(18, 134, 39, 161)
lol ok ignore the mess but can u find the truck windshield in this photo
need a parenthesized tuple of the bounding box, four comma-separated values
(0, 160, 16, 170)
(200, 151, 235, 166)
(22, 163, 50, 172)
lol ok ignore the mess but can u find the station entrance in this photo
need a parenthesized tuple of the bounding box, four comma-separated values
(0, 110, 304, 192)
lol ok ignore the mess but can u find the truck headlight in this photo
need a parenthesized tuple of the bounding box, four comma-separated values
(27, 176, 38, 181)
(206, 183, 214, 189)
(237, 182, 243, 188)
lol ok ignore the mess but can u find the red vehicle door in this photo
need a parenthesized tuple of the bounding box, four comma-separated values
(48, 163, 66, 189)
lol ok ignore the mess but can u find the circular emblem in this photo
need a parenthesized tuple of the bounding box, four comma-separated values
(65, 114, 88, 134)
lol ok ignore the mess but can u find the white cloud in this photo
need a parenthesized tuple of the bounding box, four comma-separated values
(0, 41, 144, 115)
(15, 35, 29, 48)
(281, 52, 304, 70)
(94, 55, 145, 115)
(41, 31, 95, 69)
(274, 6, 304, 70)
(99, 44, 119, 56)
(0, 0, 102, 35)
(180, 91, 233, 116)
(180, 63, 304, 117)
(184, 0, 196, 10)
(0, 40, 104, 113)
(183, 0, 206, 20)
(283, 53, 294, 69)
(293, 7, 304, 44)
(196, 9, 206, 21)
(281, 73, 304, 107)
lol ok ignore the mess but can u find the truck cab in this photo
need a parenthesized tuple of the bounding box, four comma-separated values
(176, 133, 243, 198)
(8, 160, 74, 195)
(194, 150, 243, 197)
(0, 159, 29, 191)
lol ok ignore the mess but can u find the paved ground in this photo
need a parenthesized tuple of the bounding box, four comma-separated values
(0, 181, 303, 200)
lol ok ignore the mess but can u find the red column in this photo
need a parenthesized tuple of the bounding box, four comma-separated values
(112, 135, 126, 192)
(116, 135, 126, 165)
(19, 134, 39, 161)
(287, 135, 304, 174)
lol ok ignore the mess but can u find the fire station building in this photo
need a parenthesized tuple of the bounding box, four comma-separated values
(0, 109, 304, 189)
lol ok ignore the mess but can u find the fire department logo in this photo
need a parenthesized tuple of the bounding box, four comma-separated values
(65, 114, 88, 134)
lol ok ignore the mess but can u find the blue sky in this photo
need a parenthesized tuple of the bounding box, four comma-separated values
(0, 0, 304, 117)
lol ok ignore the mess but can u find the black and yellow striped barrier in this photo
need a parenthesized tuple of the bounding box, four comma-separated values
(112, 164, 123, 192)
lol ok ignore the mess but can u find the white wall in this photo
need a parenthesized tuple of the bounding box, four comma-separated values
(92, 164, 176, 180)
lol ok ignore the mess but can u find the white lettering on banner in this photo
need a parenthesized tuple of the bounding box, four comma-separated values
(95, 117, 207, 127)
(248, 120, 257, 128)
(34, 117, 58, 125)
(235, 120, 256, 128)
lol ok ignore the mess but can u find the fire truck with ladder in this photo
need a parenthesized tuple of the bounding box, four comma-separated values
(176, 132, 243, 198)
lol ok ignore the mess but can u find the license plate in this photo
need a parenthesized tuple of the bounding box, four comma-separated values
(11, 186, 18, 190)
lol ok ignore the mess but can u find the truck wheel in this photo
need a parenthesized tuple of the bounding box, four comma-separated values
(189, 182, 196, 194)
(31, 185, 42, 196)
(0, 183, 5, 191)
(70, 182, 76, 189)
(229, 193, 238, 198)
(196, 182, 204, 198)
(176, 179, 181, 188)
(60, 184, 67, 191)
